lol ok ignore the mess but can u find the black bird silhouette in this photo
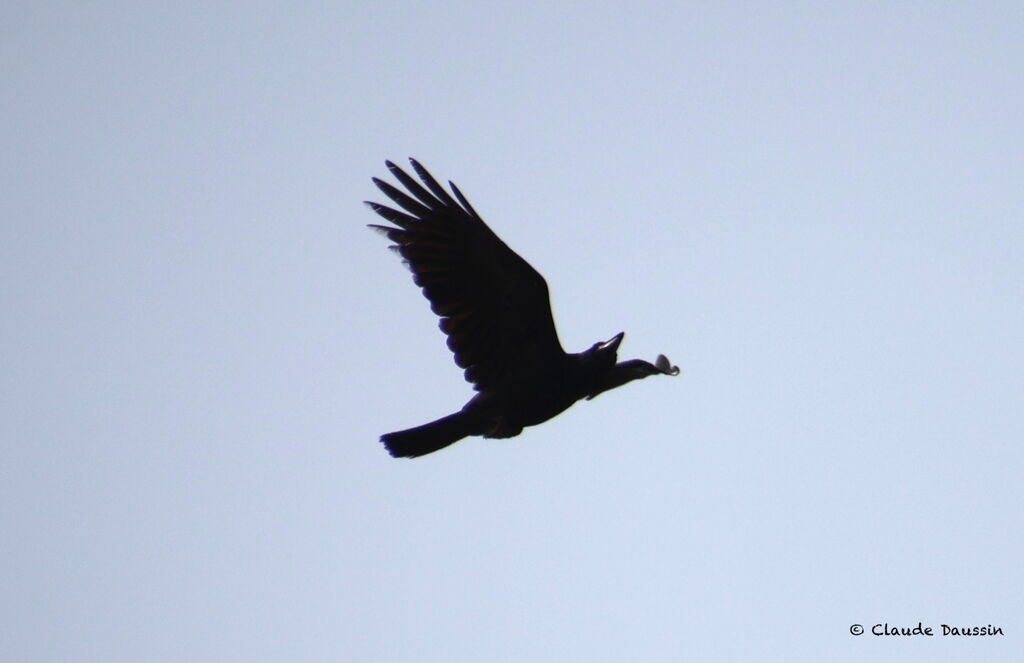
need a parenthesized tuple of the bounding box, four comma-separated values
(367, 159, 680, 458)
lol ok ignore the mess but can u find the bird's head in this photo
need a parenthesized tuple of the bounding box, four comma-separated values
(581, 332, 681, 400)
(586, 331, 624, 368)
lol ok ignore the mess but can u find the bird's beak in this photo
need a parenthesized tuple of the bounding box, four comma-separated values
(598, 332, 624, 352)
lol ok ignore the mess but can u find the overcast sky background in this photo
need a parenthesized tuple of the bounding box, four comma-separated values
(3, 2, 1022, 661)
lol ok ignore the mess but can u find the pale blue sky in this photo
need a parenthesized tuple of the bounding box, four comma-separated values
(3, 2, 1022, 661)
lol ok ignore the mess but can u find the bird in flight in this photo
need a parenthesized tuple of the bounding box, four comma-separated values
(366, 159, 680, 458)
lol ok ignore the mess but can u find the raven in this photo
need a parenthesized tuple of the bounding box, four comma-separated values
(367, 159, 679, 458)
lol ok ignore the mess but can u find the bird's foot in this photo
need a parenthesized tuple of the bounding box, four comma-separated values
(655, 354, 681, 376)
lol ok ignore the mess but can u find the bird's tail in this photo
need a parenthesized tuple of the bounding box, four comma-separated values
(380, 412, 475, 458)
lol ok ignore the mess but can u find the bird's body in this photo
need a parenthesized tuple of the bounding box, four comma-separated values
(367, 159, 679, 458)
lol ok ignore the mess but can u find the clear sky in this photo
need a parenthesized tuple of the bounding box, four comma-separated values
(3, 2, 1022, 661)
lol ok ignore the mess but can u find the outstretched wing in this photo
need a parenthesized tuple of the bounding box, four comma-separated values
(366, 159, 564, 391)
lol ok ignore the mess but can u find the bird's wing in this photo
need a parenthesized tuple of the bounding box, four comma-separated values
(367, 159, 565, 391)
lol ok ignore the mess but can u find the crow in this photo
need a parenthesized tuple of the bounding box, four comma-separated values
(366, 159, 679, 458)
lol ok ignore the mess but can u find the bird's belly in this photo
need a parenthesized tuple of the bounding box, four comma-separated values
(515, 392, 578, 426)
(468, 382, 581, 430)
